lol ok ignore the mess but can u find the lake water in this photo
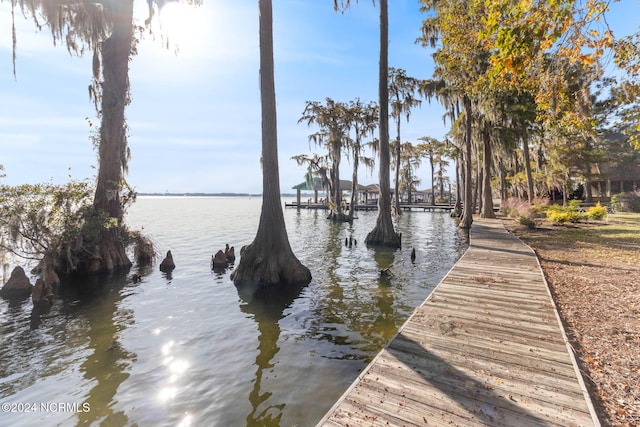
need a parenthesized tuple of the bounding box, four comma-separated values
(0, 196, 467, 426)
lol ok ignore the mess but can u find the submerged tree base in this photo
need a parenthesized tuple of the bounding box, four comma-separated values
(365, 224, 402, 248)
(230, 242, 312, 302)
(327, 212, 351, 222)
(72, 229, 137, 276)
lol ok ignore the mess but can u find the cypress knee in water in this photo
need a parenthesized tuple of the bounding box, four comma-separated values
(159, 251, 175, 272)
(32, 278, 54, 312)
(211, 250, 228, 270)
(225, 246, 236, 264)
(0, 266, 32, 300)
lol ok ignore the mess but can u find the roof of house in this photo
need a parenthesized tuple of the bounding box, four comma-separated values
(592, 162, 640, 181)
(292, 179, 367, 192)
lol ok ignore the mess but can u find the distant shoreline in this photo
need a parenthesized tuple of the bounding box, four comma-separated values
(137, 192, 303, 198)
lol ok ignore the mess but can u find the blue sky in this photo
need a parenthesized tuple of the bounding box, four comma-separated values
(1, 0, 638, 194)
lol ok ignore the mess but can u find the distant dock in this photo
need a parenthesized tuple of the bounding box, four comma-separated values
(284, 202, 456, 213)
(318, 218, 599, 426)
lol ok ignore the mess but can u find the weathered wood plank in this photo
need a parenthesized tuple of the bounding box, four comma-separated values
(377, 340, 588, 409)
(318, 218, 599, 427)
(366, 354, 592, 426)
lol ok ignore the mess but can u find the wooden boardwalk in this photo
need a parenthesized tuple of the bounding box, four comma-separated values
(318, 218, 599, 427)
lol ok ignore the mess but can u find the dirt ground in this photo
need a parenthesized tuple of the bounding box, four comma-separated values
(503, 215, 640, 426)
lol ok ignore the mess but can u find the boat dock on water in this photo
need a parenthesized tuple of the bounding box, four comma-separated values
(284, 202, 456, 213)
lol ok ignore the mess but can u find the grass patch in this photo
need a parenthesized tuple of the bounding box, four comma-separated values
(512, 213, 640, 265)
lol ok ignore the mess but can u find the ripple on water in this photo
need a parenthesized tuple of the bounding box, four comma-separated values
(0, 197, 467, 427)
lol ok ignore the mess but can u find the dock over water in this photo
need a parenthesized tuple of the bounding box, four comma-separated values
(319, 218, 599, 426)
(284, 202, 456, 213)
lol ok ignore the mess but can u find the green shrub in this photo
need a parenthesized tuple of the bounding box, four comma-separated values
(518, 215, 537, 228)
(567, 199, 582, 210)
(545, 202, 585, 224)
(586, 202, 607, 220)
(611, 193, 622, 211)
(568, 210, 585, 223)
(611, 192, 640, 213)
(532, 204, 548, 214)
(547, 210, 568, 224)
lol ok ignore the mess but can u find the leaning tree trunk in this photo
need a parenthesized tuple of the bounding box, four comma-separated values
(480, 131, 495, 218)
(231, 0, 311, 298)
(87, 0, 134, 274)
(365, 0, 401, 248)
(459, 95, 474, 229)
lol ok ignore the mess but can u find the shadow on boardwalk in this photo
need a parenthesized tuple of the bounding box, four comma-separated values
(319, 218, 599, 427)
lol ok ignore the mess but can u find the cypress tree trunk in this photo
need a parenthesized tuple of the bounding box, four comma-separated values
(87, 0, 134, 274)
(459, 95, 474, 229)
(478, 168, 484, 213)
(365, 0, 401, 248)
(348, 153, 359, 223)
(430, 156, 436, 205)
(394, 129, 402, 215)
(521, 133, 534, 204)
(328, 139, 346, 221)
(480, 130, 496, 218)
(231, 0, 311, 298)
(499, 158, 508, 204)
(452, 153, 463, 217)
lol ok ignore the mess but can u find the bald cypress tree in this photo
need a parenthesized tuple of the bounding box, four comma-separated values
(7, 0, 200, 273)
(230, 0, 311, 298)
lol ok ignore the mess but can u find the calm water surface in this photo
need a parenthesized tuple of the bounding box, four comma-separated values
(0, 197, 467, 426)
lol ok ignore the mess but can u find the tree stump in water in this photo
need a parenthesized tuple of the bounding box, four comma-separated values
(159, 251, 175, 273)
(0, 266, 32, 300)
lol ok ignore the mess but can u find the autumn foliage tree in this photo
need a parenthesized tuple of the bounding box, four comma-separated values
(418, 0, 633, 222)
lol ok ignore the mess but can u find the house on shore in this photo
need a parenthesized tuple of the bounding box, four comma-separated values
(590, 162, 640, 200)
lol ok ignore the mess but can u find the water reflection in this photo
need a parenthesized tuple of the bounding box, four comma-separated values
(239, 288, 303, 427)
(325, 221, 347, 303)
(326, 223, 406, 353)
(67, 272, 137, 426)
(157, 339, 191, 409)
(371, 247, 397, 343)
(1, 199, 469, 427)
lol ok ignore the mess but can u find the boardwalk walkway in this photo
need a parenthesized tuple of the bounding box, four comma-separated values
(319, 218, 599, 426)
